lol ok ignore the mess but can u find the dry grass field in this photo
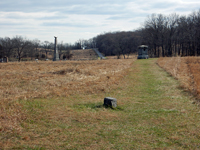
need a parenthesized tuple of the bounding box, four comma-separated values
(1, 57, 200, 149)
(157, 56, 200, 100)
(0, 58, 134, 135)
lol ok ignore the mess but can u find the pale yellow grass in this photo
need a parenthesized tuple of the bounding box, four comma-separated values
(157, 56, 200, 99)
(0, 59, 135, 134)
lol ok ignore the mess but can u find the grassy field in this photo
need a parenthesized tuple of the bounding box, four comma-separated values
(1, 58, 200, 149)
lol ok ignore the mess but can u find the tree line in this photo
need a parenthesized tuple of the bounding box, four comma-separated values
(0, 9, 200, 61)
(141, 10, 200, 57)
(94, 31, 141, 58)
(0, 36, 92, 61)
(93, 9, 200, 58)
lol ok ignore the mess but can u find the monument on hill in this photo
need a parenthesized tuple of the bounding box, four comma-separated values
(53, 36, 59, 61)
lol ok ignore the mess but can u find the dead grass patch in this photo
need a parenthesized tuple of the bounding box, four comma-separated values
(157, 57, 200, 100)
(0, 59, 134, 136)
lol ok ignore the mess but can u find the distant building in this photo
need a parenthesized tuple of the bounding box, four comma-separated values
(137, 45, 149, 59)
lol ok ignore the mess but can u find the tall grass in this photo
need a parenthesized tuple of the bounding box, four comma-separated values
(157, 57, 200, 100)
(0, 59, 135, 134)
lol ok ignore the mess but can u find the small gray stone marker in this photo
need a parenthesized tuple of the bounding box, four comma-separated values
(104, 97, 117, 108)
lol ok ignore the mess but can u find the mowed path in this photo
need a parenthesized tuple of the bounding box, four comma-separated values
(2, 58, 200, 149)
(113, 58, 200, 149)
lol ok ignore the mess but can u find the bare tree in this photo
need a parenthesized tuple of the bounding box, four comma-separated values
(0, 37, 15, 58)
(32, 39, 41, 59)
(166, 13, 179, 56)
(57, 41, 65, 59)
(142, 13, 180, 57)
(42, 41, 53, 59)
(13, 36, 31, 61)
(26, 41, 37, 60)
(88, 37, 97, 48)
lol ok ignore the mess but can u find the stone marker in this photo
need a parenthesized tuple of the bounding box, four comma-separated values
(104, 97, 117, 108)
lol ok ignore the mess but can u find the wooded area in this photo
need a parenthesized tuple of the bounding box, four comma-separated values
(95, 10, 200, 58)
(141, 11, 200, 57)
(0, 10, 200, 61)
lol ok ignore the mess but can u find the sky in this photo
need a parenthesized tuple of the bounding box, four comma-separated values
(0, 0, 200, 44)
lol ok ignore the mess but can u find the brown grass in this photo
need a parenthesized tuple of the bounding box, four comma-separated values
(157, 56, 200, 99)
(0, 58, 135, 135)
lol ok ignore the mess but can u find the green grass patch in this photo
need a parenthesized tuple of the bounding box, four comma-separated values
(73, 102, 104, 110)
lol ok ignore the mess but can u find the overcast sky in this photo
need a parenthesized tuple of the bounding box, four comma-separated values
(0, 0, 199, 44)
